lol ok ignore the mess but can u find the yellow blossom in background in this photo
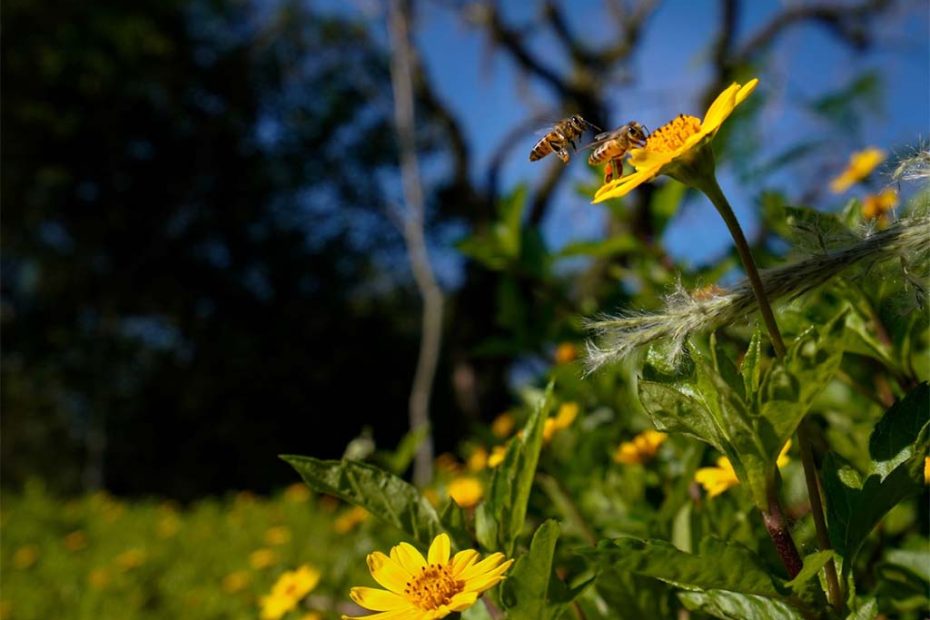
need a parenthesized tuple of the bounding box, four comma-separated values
(284, 483, 312, 503)
(488, 445, 507, 468)
(467, 447, 488, 471)
(861, 188, 898, 225)
(115, 548, 146, 571)
(695, 442, 792, 498)
(614, 430, 668, 465)
(554, 342, 578, 364)
(157, 513, 181, 539)
(265, 526, 292, 546)
(88, 567, 111, 590)
(333, 505, 370, 534)
(594, 79, 759, 202)
(260, 565, 321, 620)
(447, 476, 484, 508)
(250, 548, 279, 570)
(830, 147, 886, 193)
(434, 452, 463, 475)
(64, 530, 88, 552)
(223, 570, 252, 594)
(924, 457, 930, 485)
(12, 545, 38, 569)
(543, 402, 579, 442)
(300, 613, 323, 620)
(0, 600, 10, 620)
(491, 412, 516, 438)
(345, 533, 512, 620)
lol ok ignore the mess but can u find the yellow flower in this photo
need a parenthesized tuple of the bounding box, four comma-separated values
(260, 565, 321, 620)
(88, 567, 111, 590)
(284, 483, 312, 503)
(223, 570, 252, 594)
(490, 412, 516, 438)
(345, 533, 512, 620)
(115, 548, 146, 571)
(830, 147, 886, 193)
(64, 530, 87, 552)
(554, 342, 578, 364)
(434, 453, 462, 475)
(334, 505, 370, 534)
(467, 447, 488, 472)
(12, 545, 38, 569)
(594, 79, 759, 203)
(614, 430, 668, 465)
(265, 526, 292, 546)
(695, 441, 792, 498)
(861, 188, 898, 225)
(447, 476, 484, 508)
(543, 402, 579, 442)
(924, 457, 930, 485)
(487, 445, 507, 468)
(250, 548, 279, 570)
(300, 613, 323, 620)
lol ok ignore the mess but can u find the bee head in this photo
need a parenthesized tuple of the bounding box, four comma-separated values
(627, 122, 649, 145)
(569, 114, 589, 130)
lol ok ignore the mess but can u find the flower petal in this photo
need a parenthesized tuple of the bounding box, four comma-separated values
(450, 549, 479, 576)
(457, 552, 506, 582)
(593, 167, 660, 203)
(350, 587, 409, 612)
(462, 559, 514, 592)
(427, 533, 451, 565)
(735, 78, 759, 105)
(447, 590, 479, 611)
(701, 82, 740, 133)
(390, 542, 427, 575)
(366, 552, 411, 593)
(342, 608, 426, 620)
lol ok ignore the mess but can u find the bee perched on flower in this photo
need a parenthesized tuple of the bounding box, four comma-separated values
(344, 533, 512, 620)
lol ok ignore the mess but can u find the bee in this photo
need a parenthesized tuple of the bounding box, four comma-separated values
(529, 114, 599, 163)
(585, 121, 649, 182)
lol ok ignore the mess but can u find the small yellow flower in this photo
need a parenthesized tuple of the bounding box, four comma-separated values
(333, 505, 370, 534)
(695, 441, 792, 498)
(251, 548, 280, 570)
(491, 412, 516, 438)
(614, 430, 668, 465)
(88, 567, 111, 590)
(861, 188, 898, 225)
(487, 445, 507, 468)
(345, 533, 513, 620)
(594, 79, 759, 202)
(284, 483, 312, 503)
(830, 147, 886, 193)
(554, 342, 578, 364)
(467, 447, 488, 472)
(265, 526, 292, 546)
(115, 548, 146, 571)
(435, 453, 463, 475)
(12, 545, 38, 569)
(300, 613, 323, 620)
(447, 476, 484, 508)
(924, 457, 930, 485)
(223, 570, 252, 594)
(64, 530, 88, 552)
(543, 402, 579, 442)
(260, 565, 321, 620)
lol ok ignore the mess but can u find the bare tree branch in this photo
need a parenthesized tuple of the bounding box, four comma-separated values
(388, 0, 442, 486)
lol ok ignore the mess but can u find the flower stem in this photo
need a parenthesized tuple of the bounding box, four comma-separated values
(699, 176, 842, 608)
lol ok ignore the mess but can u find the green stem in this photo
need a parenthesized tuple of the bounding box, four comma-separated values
(700, 176, 843, 608)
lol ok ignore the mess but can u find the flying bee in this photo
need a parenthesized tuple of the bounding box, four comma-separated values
(585, 121, 649, 182)
(529, 114, 599, 163)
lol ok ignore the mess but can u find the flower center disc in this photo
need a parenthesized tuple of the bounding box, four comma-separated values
(405, 563, 463, 610)
(646, 114, 701, 153)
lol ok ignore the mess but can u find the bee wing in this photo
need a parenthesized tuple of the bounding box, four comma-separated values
(582, 132, 621, 151)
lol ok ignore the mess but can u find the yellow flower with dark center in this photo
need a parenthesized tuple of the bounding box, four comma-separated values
(344, 533, 512, 620)
(260, 565, 321, 620)
(334, 505, 370, 534)
(490, 412, 516, 438)
(554, 342, 578, 364)
(487, 445, 507, 468)
(695, 441, 791, 498)
(830, 147, 886, 193)
(543, 402, 579, 443)
(594, 79, 759, 203)
(447, 476, 484, 508)
(614, 430, 667, 465)
(434, 453, 463, 475)
(861, 188, 898, 225)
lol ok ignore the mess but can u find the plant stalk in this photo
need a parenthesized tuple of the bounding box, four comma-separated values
(700, 177, 842, 607)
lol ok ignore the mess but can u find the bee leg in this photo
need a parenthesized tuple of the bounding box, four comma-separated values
(603, 162, 613, 184)
(556, 148, 570, 163)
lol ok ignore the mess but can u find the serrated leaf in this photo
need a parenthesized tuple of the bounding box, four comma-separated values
(280, 455, 442, 547)
(678, 590, 805, 620)
(595, 569, 672, 619)
(638, 380, 725, 452)
(784, 205, 858, 254)
(868, 382, 930, 479)
(476, 384, 553, 553)
(500, 520, 560, 619)
(583, 537, 788, 601)
(844, 597, 878, 620)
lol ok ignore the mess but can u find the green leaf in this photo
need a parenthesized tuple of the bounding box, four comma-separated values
(741, 329, 763, 400)
(868, 382, 930, 479)
(476, 383, 553, 553)
(883, 548, 930, 584)
(280, 455, 442, 547)
(461, 601, 495, 620)
(557, 235, 637, 259)
(637, 380, 725, 452)
(382, 425, 428, 475)
(440, 500, 472, 552)
(844, 598, 878, 620)
(678, 590, 805, 620)
(784, 206, 858, 254)
(785, 550, 834, 595)
(583, 537, 788, 601)
(500, 520, 560, 619)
